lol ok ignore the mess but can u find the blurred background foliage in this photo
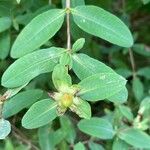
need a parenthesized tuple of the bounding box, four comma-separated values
(0, 0, 150, 149)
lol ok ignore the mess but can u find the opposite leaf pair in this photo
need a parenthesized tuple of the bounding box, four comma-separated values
(21, 48, 127, 129)
(22, 63, 91, 129)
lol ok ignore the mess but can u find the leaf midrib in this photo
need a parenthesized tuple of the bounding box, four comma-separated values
(79, 75, 125, 95)
(14, 10, 65, 50)
(80, 124, 114, 136)
(72, 8, 130, 43)
(24, 102, 57, 127)
(119, 130, 150, 148)
(3, 50, 65, 85)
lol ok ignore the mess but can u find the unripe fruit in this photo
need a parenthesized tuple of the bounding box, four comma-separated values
(60, 93, 73, 108)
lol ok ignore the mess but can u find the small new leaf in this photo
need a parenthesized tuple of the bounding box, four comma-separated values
(59, 52, 73, 69)
(132, 77, 144, 102)
(70, 97, 91, 119)
(16, 0, 21, 4)
(0, 118, 11, 139)
(118, 105, 134, 121)
(0, 17, 11, 33)
(72, 38, 85, 52)
(52, 64, 72, 91)
(112, 138, 129, 150)
(74, 142, 85, 150)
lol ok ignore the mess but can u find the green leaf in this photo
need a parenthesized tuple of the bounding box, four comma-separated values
(142, 0, 150, 5)
(72, 38, 85, 52)
(11, 9, 65, 58)
(38, 125, 55, 150)
(16, 0, 21, 4)
(74, 142, 85, 150)
(132, 44, 150, 57)
(78, 73, 126, 101)
(112, 138, 129, 150)
(70, 97, 91, 119)
(59, 52, 72, 69)
(52, 64, 72, 91)
(0, 119, 11, 139)
(132, 77, 144, 102)
(5, 139, 14, 150)
(72, 54, 127, 103)
(52, 129, 66, 146)
(88, 142, 105, 150)
(78, 117, 115, 139)
(2, 47, 65, 88)
(3, 89, 43, 118)
(60, 116, 76, 144)
(118, 128, 150, 149)
(139, 97, 150, 114)
(137, 67, 150, 79)
(118, 105, 134, 121)
(0, 31, 10, 60)
(0, 17, 11, 32)
(71, 6, 133, 47)
(22, 98, 57, 129)
(115, 68, 132, 78)
(72, 53, 114, 80)
(108, 87, 128, 104)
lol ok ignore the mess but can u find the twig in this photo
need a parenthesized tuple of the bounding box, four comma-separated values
(66, 0, 71, 50)
(129, 48, 136, 79)
(0, 92, 9, 119)
(12, 125, 39, 150)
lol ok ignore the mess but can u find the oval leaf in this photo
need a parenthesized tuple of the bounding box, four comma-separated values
(0, 31, 10, 60)
(88, 142, 105, 150)
(72, 53, 114, 80)
(74, 142, 85, 150)
(118, 128, 150, 149)
(132, 44, 150, 57)
(0, 17, 11, 32)
(70, 97, 91, 119)
(2, 47, 65, 88)
(71, 6, 133, 47)
(22, 99, 57, 129)
(78, 73, 126, 101)
(72, 38, 85, 52)
(112, 138, 129, 150)
(108, 87, 128, 104)
(11, 9, 65, 58)
(78, 117, 115, 139)
(52, 64, 72, 91)
(132, 77, 144, 102)
(60, 116, 76, 144)
(38, 125, 55, 150)
(73, 54, 128, 103)
(3, 89, 43, 118)
(0, 119, 11, 139)
(118, 105, 133, 121)
(137, 67, 150, 79)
